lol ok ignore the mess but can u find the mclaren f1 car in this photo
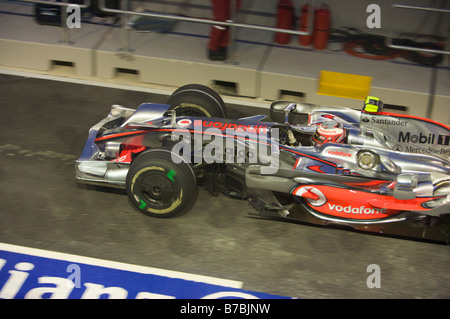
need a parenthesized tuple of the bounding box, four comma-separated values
(76, 84, 450, 243)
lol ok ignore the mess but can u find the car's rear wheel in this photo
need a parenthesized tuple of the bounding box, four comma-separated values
(167, 84, 227, 118)
(126, 149, 197, 218)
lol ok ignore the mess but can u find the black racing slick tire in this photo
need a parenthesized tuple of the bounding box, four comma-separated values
(167, 84, 227, 118)
(126, 149, 197, 218)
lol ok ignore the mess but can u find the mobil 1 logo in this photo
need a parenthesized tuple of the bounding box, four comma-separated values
(397, 131, 450, 156)
(361, 112, 449, 157)
(398, 131, 450, 146)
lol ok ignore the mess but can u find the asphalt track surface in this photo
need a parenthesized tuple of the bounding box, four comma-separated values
(0, 73, 449, 299)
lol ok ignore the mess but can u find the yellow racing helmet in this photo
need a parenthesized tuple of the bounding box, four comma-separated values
(363, 96, 383, 113)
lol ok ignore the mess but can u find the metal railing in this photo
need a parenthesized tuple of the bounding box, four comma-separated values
(15, 1, 449, 60)
(387, 4, 450, 55)
(387, 3, 450, 118)
(17, 0, 315, 63)
(97, 0, 315, 63)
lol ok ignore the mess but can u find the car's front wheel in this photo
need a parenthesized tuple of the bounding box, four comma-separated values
(167, 84, 227, 118)
(126, 149, 197, 218)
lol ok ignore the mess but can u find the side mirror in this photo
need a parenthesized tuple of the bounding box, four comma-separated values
(270, 101, 309, 125)
(167, 109, 177, 127)
(283, 103, 297, 124)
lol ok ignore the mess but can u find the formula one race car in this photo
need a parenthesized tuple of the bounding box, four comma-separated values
(76, 84, 450, 243)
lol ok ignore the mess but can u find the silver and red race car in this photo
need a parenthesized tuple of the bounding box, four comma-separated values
(76, 84, 450, 243)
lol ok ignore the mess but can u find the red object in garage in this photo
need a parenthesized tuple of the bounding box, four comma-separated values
(208, 0, 241, 60)
(275, 0, 294, 45)
(313, 3, 330, 50)
(299, 4, 313, 46)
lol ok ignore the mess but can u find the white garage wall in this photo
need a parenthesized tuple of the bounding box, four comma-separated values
(129, 0, 449, 38)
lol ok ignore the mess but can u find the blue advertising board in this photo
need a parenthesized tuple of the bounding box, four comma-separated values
(0, 243, 289, 300)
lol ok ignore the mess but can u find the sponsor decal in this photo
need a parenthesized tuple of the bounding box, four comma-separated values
(297, 185, 396, 220)
(399, 145, 449, 156)
(292, 186, 327, 207)
(176, 119, 192, 126)
(0, 243, 288, 299)
(398, 132, 450, 146)
(201, 120, 268, 134)
(327, 204, 387, 215)
(349, 137, 364, 145)
(317, 127, 342, 136)
(326, 150, 352, 158)
(170, 125, 279, 174)
(307, 165, 327, 174)
(362, 116, 408, 126)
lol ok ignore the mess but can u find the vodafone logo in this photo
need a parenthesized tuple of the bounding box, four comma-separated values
(177, 119, 192, 126)
(292, 186, 327, 207)
(318, 127, 342, 136)
(328, 204, 387, 215)
(327, 150, 351, 157)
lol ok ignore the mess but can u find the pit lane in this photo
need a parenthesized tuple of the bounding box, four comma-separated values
(0, 73, 449, 299)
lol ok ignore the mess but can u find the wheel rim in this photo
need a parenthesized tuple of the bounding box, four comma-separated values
(140, 173, 175, 207)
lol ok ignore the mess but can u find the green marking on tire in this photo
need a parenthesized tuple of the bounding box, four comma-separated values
(167, 169, 176, 181)
(139, 200, 147, 210)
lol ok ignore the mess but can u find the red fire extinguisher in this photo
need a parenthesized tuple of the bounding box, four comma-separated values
(275, 0, 294, 45)
(313, 3, 330, 50)
(299, 4, 313, 46)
